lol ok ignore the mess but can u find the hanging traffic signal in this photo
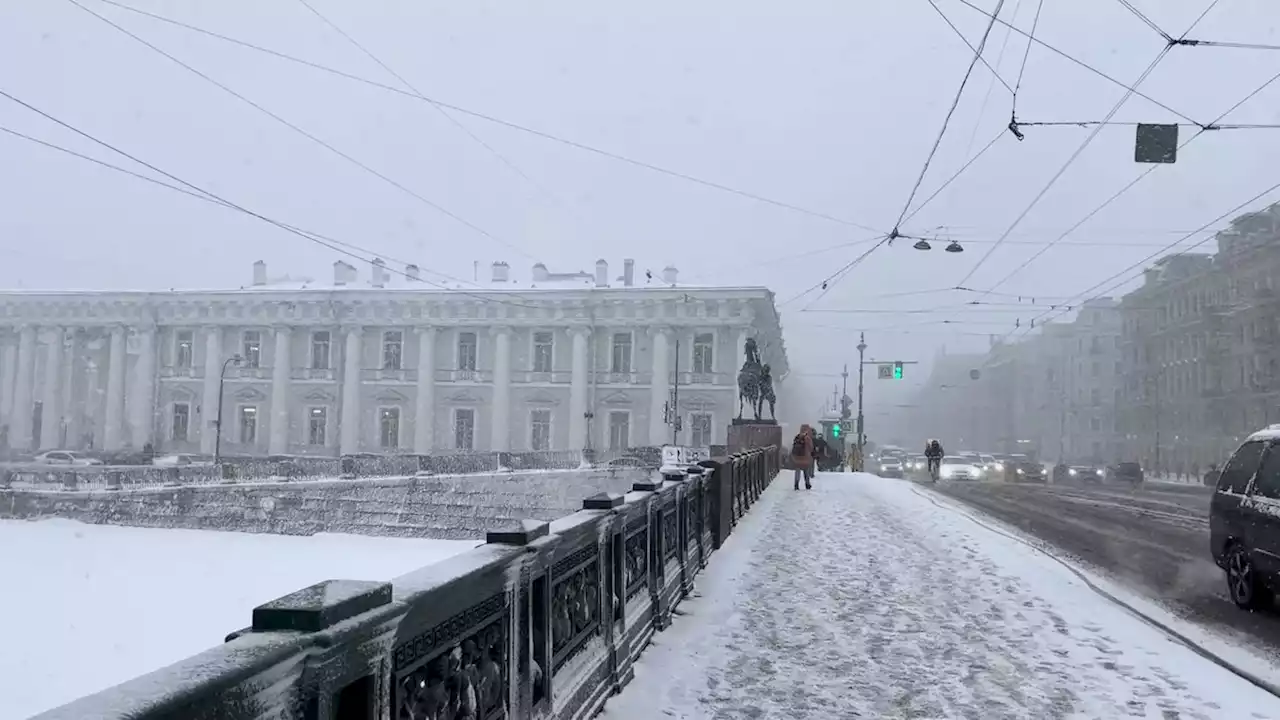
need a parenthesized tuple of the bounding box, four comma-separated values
(893, 361, 904, 379)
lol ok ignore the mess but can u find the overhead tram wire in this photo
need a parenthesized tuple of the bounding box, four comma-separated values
(0, 91, 547, 309)
(1007, 0, 1045, 139)
(926, 0, 1015, 95)
(899, 128, 1005, 228)
(952, 0, 1204, 128)
(1017, 175, 1280, 335)
(777, 235, 890, 308)
(961, 0, 1023, 157)
(66, 0, 539, 262)
(975, 57, 1280, 295)
(954, 45, 1176, 288)
(889, 0, 1008, 239)
(1114, 0, 1173, 42)
(291, 0, 575, 218)
(93, 0, 888, 237)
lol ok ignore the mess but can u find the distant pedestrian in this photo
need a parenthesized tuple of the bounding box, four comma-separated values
(791, 424, 814, 490)
(813, 433, 829, 473)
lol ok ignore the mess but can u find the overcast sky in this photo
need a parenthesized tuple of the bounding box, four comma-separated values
(3, 0, 1279, 423)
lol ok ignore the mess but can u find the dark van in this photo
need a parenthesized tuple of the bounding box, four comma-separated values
(1209, 427, 1280, 609)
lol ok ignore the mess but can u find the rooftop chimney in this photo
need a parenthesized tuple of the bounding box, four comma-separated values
(595, 259, 609, 288)
(252, 260, 267, 287)
(662, 265, 679, 285)
(492, 261, 510, 283)
(405, 263, 420, 282)
(333, 260, 356, 286)
(371, 258, 387, 288)
(531, 262, 549, 283)
(623, 258, 635, 287)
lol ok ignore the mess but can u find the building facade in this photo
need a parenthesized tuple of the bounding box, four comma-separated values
(0, 259, 788, 456)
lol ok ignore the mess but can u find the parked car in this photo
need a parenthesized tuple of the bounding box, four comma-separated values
(1210, 426, 1280, 609)
(152, 453, 214, 468)
(1107, 462, 1144, 485)
(877, 458, 905, 479)
(32, 450, 104, 466)
(939, 456, 982, 481)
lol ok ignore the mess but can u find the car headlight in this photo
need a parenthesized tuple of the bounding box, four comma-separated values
(1069, 468, 1077, 476)
(1096, 469, 1103, 475)
(880, 464, 888, 471)
(994, 463, 1003, 471)
(1017, 468, 1025, 474)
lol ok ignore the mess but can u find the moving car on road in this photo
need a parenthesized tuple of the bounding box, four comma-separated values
(1210, 426, 1280, 609)
(1106, 462, 1144, 485)
(1009, 456, 1046, 482)
(939, 456, 982, 481)
(878, 457, 905, 479)
(152, 453, 214, 468)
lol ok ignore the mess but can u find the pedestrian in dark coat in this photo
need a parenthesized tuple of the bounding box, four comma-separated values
(791, 424, 815, 490)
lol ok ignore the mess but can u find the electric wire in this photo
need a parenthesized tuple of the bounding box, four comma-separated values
(0, 90, 551, 309)
(955, 45, 1175, 288)
(900, 129, 1005, 228)
(1115, 0, 1172, 42)
(1008, 0, 1045, 135)
(892, 0, 1008, 234)
(962, 0, 1023, 158)
(953, 0, 1205, 128)
(93, 0, 887, 235)
(976, 59, 1280, 295)
(927, 0, 1015, 95)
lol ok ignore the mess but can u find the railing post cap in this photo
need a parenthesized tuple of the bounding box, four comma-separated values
(582, 492, 625, 510)
(631, 478, 663, 492)
(487, 519, 551, 545)
(251, 579, 392, 633)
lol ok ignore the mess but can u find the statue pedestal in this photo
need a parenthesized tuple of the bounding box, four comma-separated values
(727, 419, 782, 457)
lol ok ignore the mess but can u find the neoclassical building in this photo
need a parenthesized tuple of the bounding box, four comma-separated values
(0, 258, 788, 456)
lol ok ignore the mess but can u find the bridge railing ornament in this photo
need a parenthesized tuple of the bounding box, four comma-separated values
(30, 447, 780, 720)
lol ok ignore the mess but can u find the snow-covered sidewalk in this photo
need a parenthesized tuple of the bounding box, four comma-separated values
(603, 472, 1280, 720)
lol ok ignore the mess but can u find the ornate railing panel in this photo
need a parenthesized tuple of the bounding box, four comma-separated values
(30, 447, 780, 720)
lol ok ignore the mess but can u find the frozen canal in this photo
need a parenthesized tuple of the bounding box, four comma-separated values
(0, 519, 477, 719)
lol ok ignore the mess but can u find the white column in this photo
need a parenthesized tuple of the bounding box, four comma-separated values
(39, 328, 65, 450)
(63, 330, 85, 448)
(490, 326, 512, 451)
(103, 326, 128, 451)
(269, 326, 292, 455)
(413, 326, 436, 453)
(0, 336, 16, 432)
(340, 326, 363, 455)
(130, 327, 157, 449)
(649, 327, 671, 447)
(9, 325, 37, 449)
(199, 326, 222, 454)
(568, 327, 590, 451)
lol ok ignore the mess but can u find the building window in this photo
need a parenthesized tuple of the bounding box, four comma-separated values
(692, 333, 714, 374)
(383, 331, 403, 370)
(379, 407, 401, 449)
(457, 332, 477, 371)
(608, 410, 630, 450)
(308, 407, 327, 446)
(311, 331, 330, 369)
(242, 330, 262, 368)
(239, 406, 258, 444)
(172, 403, 190, 441)
(454, 408, 475, 450)
(690, 412, 713, 446)
(611, 333, 632, 373)
(1090, 417, 1101, 432)
(530, 409, 552, 451)
(175, 331, 193, 369)
(533, 331, 554, 373)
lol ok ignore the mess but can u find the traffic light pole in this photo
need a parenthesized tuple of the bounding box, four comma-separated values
(856, 334, 866, 462)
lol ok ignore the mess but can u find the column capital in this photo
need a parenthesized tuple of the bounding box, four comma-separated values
(340, 323, 365, 335)
(567, 325, 592, 339)
(488, 325, 513, 338)
(647, 325, 673, 338)
(271, 324, 293, 333)
(414, 324, 437, 336)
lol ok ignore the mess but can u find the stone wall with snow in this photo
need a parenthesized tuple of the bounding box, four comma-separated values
(0, 469, 648, 539)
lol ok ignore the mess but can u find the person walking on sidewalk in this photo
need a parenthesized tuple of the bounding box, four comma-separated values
(791, 424, 815, 490)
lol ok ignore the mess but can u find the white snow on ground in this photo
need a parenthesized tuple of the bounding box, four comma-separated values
(604, 472, 1280, 720)
(0, 518, 477, 720)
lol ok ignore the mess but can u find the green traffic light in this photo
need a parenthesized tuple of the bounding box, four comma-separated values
(893, 362, 903, 379)
(832, 424, 841, 438)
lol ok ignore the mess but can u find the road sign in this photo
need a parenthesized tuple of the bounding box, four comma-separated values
(877, 364, 893, 380)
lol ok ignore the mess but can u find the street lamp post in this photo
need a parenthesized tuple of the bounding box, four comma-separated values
(213, 354, 243, 464)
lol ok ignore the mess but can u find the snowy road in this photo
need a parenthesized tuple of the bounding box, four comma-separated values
(603, 472, 1280, 720)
